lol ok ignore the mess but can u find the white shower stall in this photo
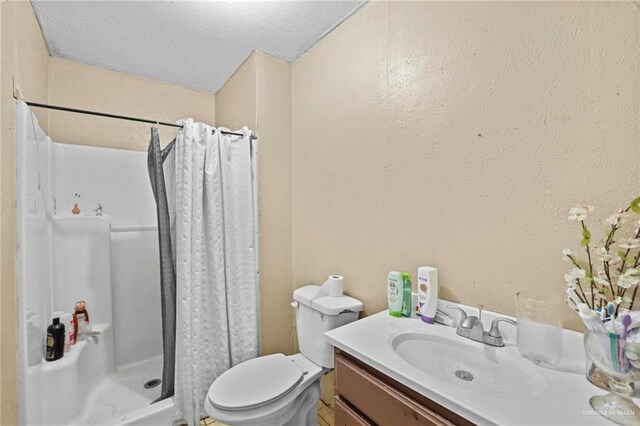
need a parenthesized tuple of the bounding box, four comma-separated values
(16, 101, 176, 425)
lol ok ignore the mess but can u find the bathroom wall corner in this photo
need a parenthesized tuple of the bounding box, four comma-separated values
(255, 51, 294, 357)
(216, 50, 294, 357)
(0, 2, 50, 424)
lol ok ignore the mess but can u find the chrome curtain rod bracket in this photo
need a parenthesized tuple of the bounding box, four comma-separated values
(23, 101, 257, 140)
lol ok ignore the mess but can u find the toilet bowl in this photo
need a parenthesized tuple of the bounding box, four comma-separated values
(205, 353, 322, 426)
(205, 282, 363, 426)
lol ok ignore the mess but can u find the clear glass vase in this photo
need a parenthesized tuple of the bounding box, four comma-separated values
(587, 359, 612, 390)
(584, 329, 640, 425)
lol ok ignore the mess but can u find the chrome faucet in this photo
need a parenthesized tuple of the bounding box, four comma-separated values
(446, 305, 516, 347)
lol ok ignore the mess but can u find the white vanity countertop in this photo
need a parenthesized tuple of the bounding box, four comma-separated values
(325, 301, 621, 426)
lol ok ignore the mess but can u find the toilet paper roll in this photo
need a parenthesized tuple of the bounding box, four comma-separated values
(314, 274, 344, 299)
(324, 275, 344, 297)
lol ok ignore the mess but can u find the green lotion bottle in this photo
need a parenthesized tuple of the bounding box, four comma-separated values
(401, 272, 412, 317)
(387, 271, 404, 317)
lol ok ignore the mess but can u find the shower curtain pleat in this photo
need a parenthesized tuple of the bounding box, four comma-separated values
(218, 126, 260, 366)
(147, 128, 177, 402)
(170, 120, 259, 426)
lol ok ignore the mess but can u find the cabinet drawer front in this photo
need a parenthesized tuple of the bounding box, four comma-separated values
(335, 355, 454, 426)
(335, 397, 373, 426)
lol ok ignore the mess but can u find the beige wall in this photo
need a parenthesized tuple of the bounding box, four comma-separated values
(292, 1, 640, 332)
(256, 53, 293, 356)
(216, 53, 257, 131)
(48, 57, 215, 151)
(216, 51, 294, 357)
(0, 2, 49, 424)
(293, 2, 640, 403)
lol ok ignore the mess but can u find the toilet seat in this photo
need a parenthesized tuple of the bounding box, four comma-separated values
(205, 353, 324, 426)
(208, 354, 304, 411)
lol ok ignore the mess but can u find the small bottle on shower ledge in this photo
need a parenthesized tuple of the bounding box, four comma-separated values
(45, 317, 65, 361)
(73, 301, 90, 340)
(71, 193, 81, 215)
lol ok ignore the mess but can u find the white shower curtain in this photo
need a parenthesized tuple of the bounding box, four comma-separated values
(171, 119, 259, 426)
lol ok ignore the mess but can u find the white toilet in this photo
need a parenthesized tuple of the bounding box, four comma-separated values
(205, 281, 363, 426)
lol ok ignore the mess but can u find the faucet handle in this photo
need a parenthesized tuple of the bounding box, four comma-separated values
(489, 317, 516, 338)
(446, 305, 467, 327)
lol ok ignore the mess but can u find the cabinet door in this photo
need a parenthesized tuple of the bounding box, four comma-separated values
(334, 397, 373, 426)
(335, 355, 455, 426)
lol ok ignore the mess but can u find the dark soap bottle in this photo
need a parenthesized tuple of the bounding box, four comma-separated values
(45, 317, 65, 361)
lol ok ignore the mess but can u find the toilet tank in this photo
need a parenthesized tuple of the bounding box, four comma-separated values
(292, 285, 363, 369)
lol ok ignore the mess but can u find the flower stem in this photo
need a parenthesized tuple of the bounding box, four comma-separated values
(566, 254, 591, 309)
(581, 221, 595, 307)
(574, 279, 590, 308)
(629, 252, 640, 311)
(629, 286, 639, 311)
(618, 226, 640, 274)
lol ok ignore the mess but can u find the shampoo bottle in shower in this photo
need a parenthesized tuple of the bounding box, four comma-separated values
(45, 318, 65, 361)
(387, 271, 404, 317)
(68, 313, 76, 346)
(74, 301, 90, 339)
(60, 312, 73, 351)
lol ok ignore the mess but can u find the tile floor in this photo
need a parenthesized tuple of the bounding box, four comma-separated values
(317, 400, 335, 426)
(197, 400, 334, 426)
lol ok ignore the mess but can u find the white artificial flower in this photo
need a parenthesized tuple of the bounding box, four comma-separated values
(598, 247, 614, 262)
(564, 267, 586, 286)
(572, 267, 586, 279)
(568, 204, 594, 221)
(605, 213, 624, 226)
(562, 249, 576, 261)
(595, 277, 610, 287)
(618, 276, 637, 289)
(596, 247, 622, 265)
(620, 238, 640, 250)
(618, 269, 640, 289)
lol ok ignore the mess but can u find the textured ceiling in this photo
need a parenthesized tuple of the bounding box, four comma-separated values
(31, 0, 366, 92)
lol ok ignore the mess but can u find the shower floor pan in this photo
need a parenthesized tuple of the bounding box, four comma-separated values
(71, 356, 171, 425)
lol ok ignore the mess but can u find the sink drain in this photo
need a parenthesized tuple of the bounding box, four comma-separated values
(455, 370, 474, 382)
(144, 378, 161, 389)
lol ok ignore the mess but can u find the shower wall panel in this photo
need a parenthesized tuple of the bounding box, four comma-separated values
(17, 101, 164, 425)
(50, 139, 162, 369)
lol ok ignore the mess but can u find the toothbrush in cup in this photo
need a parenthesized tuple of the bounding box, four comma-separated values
(619, 314, 631, 372)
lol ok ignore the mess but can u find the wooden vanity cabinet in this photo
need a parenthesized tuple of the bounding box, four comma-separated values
(334, 351, 475, 426)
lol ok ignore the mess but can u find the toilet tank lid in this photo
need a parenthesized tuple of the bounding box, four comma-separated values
(294, 285, 363, 316)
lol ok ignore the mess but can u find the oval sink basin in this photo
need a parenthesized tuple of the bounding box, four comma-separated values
(391, 333, 546, 397)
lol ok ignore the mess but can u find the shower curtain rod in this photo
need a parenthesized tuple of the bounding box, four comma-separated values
(24, 101, 258, 140)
